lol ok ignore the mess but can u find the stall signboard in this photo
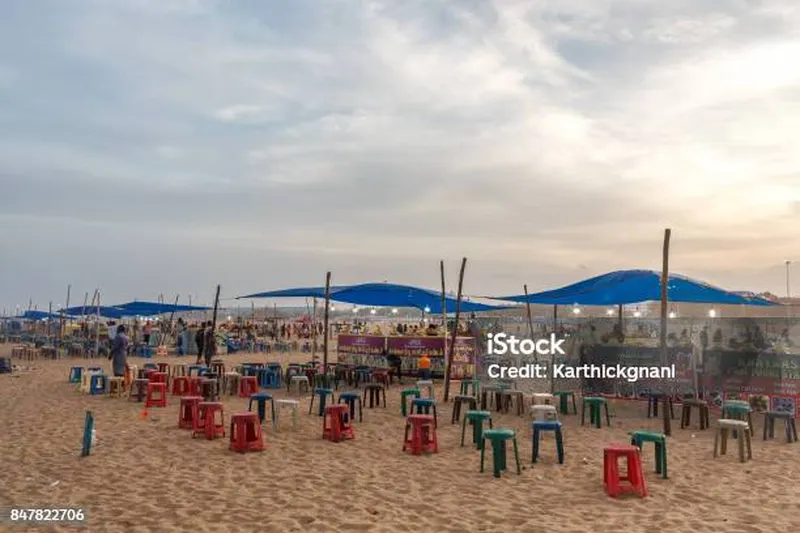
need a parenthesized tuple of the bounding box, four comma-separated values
(336, 335, 386, 366)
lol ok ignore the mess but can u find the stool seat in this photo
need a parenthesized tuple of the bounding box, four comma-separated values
(531, 393, 554, 405)
(680, 398, 710, 430)
(532, 420, 564, 464)
(530, 404, 558, 421)
(452, 395, 478, 424)
(718, 419, 750, 429)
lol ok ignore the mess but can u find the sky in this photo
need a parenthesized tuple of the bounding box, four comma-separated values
(1, 0, 799, 312)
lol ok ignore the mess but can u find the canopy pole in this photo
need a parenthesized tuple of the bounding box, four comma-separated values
(323, 272, 331, 371)
(444, 257, 467, 402)
(209, 285, 221, 362)
(440, 259, 447, 372)
(523, 284, 537, 363)
(94, 291, 100, 359)
(660, 228, 672, 436)
(60, 285, 71, 355)
(162, 294, 180, 347)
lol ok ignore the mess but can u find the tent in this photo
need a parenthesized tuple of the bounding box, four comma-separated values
(112, 301, 210, 316)
(17, 310, 63, 320)
(238, 282, 507, 314)
(495, 270, 779, 306)
(62, 305, 129, 320)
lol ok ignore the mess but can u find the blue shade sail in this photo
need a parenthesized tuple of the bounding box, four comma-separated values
(495, 270, 779, 306)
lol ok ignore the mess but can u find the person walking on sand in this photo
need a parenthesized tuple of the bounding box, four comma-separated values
(195, 322, 206, 364)
(108, 324, 129, 377)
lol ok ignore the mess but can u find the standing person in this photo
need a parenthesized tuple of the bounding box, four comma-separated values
(195, 322, 206, 365)
(108, 324, 129, 377)
(143, 321, 152, 345)
(418, 353, 431, 380)
(386, 348, 402, 384)
(203, 323, 216, 367)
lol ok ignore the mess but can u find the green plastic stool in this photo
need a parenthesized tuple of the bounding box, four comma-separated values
(554, 391, 578, 415)
(460, 410, 493, 449)
(401, 388, 421, 417)
(629, 430, 668, 478)
(581, 397, 610, 428)
(460, 379, 480, 396)
(480, 428, 521, 478)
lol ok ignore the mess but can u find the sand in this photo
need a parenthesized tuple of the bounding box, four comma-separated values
(1, 344, 798, 533)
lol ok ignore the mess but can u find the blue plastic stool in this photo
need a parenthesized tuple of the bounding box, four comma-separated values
(338, 392, 363, 422)
(69, 366, 83, 383)
(532, 420, 564, 464)
(87, 366, 103, 373)
(264, 369, 281, 389)
(89, 374, 107, 395)
(309, 388, 335, 416)
(355, 367, 372, 387)
(249, 392, 276, 425)
(411, 398, 438, 427)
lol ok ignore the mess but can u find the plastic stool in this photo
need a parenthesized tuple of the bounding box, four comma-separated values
(81, 370, 102, 393)
(129, 378, 148, 402)
(452, 395, 478, 424)
(501, 390, 525, 416)
(581, 397, 610, 428)
(157, 362, 169, 374)
(188, 376, 204, 397)
(553, 391, 578, 415)
(172, 376, 190, 396)
(416, 380, 435, 400)
(714, 419, 752, 462)
(401, 388, 421, 416)
(309, 388, 335, 416)
(275, 399, 300, 430)
(193, 402, 225, 440)
(763, 411, 798, 442)
(69, 366, 83, 383)
(532, 420, 564, 464)
(481, 429, 521, 478)
(289, 375, 310, 394)
(145, 382, 168, 408)
(647, 393, 674, 419)
(680, 398, 710, 430)
(239, 376, 258, 398)
(480, 385, 504, 412)
(171, 364, 187, 378)
(323, 404, 355, 442)
(604, 445, 647, 497)
(229, 412, 265, 452)
(178, 396, 203, 429)
(460, 379, 480, 396)
(338, 392, 363, 423)
(90, 374, 107, 395)
(411, 398, 438, 427)
(223, 372, 240, 396)
(531, 393, 555, 406)
(364, 384, 386, 408)
(629, 430, 667, 478)
(722, 403, 754, 437)
(249, 392, 276, 424)
(108, 377, 125, 398)
(150, 372, 168, 385)
(531, 404, 558, 422)
(201, 378, 220, 402)
(460, 410, 493, 449)
(403, 414, 438, 455)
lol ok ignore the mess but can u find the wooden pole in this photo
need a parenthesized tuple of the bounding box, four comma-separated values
(162, 294, 180, 347)
(60, 285, 71, 353)
(660, 228, 672, 436)
(440, 260, 447, 375)
(209, 285, 221, 361)
(444, 257, 467, 402)
(323, 272, 331, 371)
(312, 297, 318, 360)
(523, 284, 537, 363)
(48, 302, 53, 340)
(94, 291, 101, 358)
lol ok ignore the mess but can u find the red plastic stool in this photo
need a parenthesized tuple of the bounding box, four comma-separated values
(188, 376, 204, 396)
(239, 376, 258, 398)
(178, 396, 203, 429)
(172, 376, 190, 396)
(145, 382, 168, 408)
(603, 445, 648, 498)
(403, 414, 439, 455)
(145, 369, 157, 381)
(323, 405, 355, 442)
(157, 362, 169, 373)
(373, 369, 391, 387)
(150, 372, 168, 384)
(229, 412, 265, 452)
(193, 402, 225, 440)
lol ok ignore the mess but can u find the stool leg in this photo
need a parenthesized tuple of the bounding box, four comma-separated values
(604, 403, 611, 427)
(745, 431, 752, 459)
(581, 401, 586, 425)
(480, 438, 486, 473)
(460, 415, 467, 447)
(713, 429, 720, 457)
(555, 429, 564, 464)
(571, 394, 577, 414)
(452, 402, 460, 425)
(532, 427, 539, 463)
(763, 416, 769, 440)
(721, 428, 728, 455)
(513, 437, 521, 474)
(738, 432, 745, 462)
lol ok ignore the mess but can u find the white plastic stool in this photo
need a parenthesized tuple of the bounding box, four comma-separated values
(223, 372, 241, 395)
(290, 375, 310, 394)
(275, 399, 300, 429)
(531, 404, 558, 422)
(531, 393, 555, 406)
(416, 380, 434, 400)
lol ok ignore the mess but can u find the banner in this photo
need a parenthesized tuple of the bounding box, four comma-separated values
(336, 335, 477, 378)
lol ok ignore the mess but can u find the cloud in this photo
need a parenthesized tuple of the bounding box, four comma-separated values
(0, 0, 798, 309)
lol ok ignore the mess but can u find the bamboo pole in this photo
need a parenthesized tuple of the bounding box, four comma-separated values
(162, 294, 180, 347)
(47, 302, 53, 340)
(323, 271, 331, 371)
(440, 260, 447, 377)
(60, 285, 71, 354)
(94, 291, 101, 359)
(209, 285, 221, 362)
(660, 228, 672, 436)
(523, 284, 538, 363)
(444, 257, 467, 402)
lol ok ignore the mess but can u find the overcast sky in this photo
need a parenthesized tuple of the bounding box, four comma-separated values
(1, 0, 798, 312)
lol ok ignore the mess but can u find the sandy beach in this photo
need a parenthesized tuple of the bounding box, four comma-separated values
(1, 344, 798, 533)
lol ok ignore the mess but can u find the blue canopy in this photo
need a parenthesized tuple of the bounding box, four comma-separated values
(496, 270, 779, 306)
(113, 301, 210, 316)
(18, 310, 62, 320)
(62, 305, 129, 319)
(238, 282, 506, 314)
